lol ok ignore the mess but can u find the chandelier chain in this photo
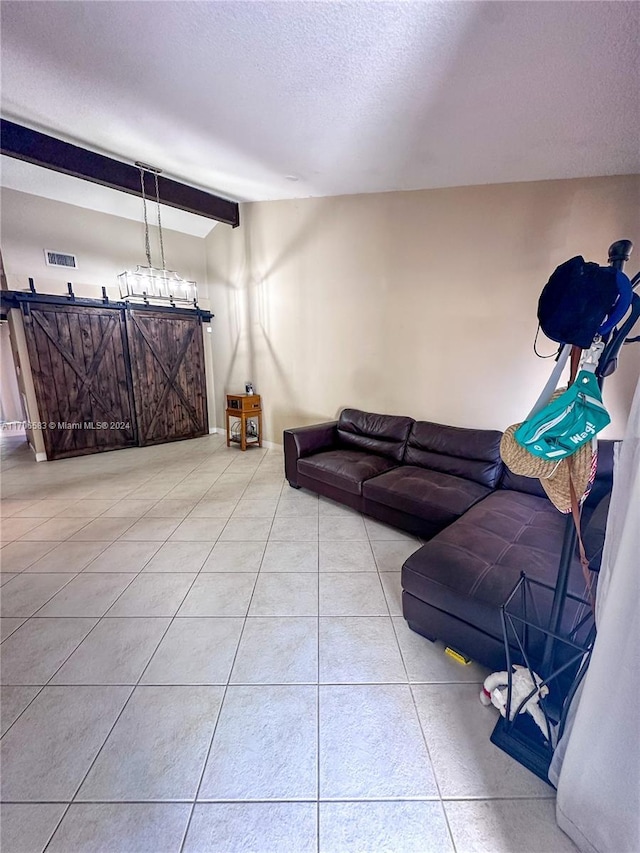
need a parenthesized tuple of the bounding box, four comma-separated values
(138, 166, 152, 267)
(120, 160, 197, 305)
(154, 170, 166, 271)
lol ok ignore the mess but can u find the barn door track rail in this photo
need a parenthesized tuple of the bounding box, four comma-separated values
(1, 289, 213, 322)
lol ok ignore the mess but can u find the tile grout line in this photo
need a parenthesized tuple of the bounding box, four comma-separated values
(317, 492, 321, 853)
(408, 675, 458, 851)
(0, 485, 169, 579)
(1, 510, 101, 555)
(10, 435, 247, 620)
(388, 607, 461, 850)
(5, 469, 258, 582)
(0, 570, 85, 633)
(3, 432, 234, 546)
(0, 530, 173, 742)
(0, 539, 64, 576)
(370, 521, 460, 851)
(0, 795, 551, 804)
(1, 439, 240, 807)
(41, 803, 73, 853)
(177, 448, 282, 852)
(1, 678, 486, 688)
(39, 438, 245, 843)
(271, 480, 320, 850)
(0, 538, 116, 586)
(4, 614, 482, 623)
(5, 468, 164, 527)
(366, 517, 459, 849)
(2, 443, 296, 836)
(0, 453, 201, 505)
(11, 470, 200, 851)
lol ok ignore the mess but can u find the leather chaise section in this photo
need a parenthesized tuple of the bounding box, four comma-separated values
(401, 490, 587, 643)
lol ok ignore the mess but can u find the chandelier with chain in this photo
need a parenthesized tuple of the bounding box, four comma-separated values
(118, 163, 198, 306)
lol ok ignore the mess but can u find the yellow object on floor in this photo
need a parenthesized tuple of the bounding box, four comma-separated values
(444, 647, 473, 665)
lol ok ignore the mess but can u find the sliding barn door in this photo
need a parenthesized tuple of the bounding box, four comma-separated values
(22, 303, 137, 460)
(125, 309, 208, 446)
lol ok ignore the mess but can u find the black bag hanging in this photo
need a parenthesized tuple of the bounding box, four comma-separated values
(537, 256, 631, 348)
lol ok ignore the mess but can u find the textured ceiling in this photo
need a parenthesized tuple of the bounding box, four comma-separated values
(1, 0, 639, 223)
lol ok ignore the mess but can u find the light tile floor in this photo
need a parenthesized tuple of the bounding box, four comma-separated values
(0, 433, 577, 853)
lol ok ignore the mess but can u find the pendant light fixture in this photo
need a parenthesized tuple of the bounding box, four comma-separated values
(118, 162, 198, 306)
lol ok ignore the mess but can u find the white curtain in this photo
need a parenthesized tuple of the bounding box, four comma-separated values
(550, 375, 640, 852)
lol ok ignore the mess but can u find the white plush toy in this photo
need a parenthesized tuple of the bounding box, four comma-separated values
(480, 664, 550, 737)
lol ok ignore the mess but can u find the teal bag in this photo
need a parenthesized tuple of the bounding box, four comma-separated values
(514, 370, 610, 460)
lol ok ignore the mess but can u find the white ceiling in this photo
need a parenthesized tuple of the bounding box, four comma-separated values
(1, 0, 638, 229)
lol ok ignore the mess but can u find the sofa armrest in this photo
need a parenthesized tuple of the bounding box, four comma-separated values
(283, 421, 338, 487)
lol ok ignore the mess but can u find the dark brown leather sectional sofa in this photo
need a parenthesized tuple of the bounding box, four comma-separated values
(284, 408, 613, 671)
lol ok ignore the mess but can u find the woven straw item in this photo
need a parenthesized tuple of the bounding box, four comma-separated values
(500, 423, 594, 513)
(500, 424, 558, 478)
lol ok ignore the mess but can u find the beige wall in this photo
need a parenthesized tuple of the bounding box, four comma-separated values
(0, 188, 208, 301)
(0, 322, 23, 423)
(205, 175, 640, 442)
(2, 179, 638, 448)
(0, 187, 221, 435)
(6, 309, 46, 457)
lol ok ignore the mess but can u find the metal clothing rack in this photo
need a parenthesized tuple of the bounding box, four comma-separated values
(491, 240, 640, 783)
(491, 574, 596, 782)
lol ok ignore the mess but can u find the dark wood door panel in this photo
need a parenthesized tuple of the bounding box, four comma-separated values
(22, 303, 137, 459)
(125, 309, 208, 446)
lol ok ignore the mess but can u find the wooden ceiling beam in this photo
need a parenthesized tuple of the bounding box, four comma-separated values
(0, 119, 239, 227)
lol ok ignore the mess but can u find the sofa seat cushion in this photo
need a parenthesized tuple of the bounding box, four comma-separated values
(401, 490, 584, 641)
(298, 450, 399, 496)
(363, 465, 491, 526)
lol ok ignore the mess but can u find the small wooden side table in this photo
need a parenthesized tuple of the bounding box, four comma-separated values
(225, 393, 263, 451)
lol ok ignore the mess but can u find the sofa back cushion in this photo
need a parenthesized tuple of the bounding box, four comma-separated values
(499, 469, 548, 498)
(404, 421, 503, 488)
(337, 409, 414, 462)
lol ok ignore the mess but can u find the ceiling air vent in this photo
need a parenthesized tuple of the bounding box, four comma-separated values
(44, 249, 78, 269)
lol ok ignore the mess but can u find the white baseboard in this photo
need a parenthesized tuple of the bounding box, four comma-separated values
(208, 427, 218, 434)
(35, 451, 47, 462)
